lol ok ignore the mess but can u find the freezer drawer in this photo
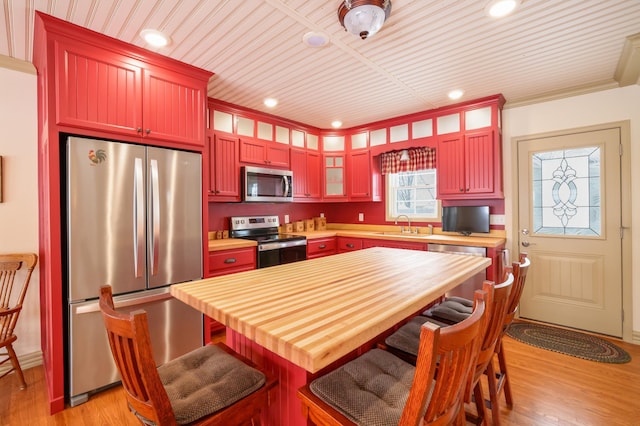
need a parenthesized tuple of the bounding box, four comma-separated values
(68, 288, 202, 406)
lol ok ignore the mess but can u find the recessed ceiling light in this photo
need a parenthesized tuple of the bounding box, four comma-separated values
(264, 98, 278, 108)
(484, 0, 521, 18)
(448, 89, 464, 100)
(303, 31, 330, 47)
(140, 29, 171, 47)
(331, 120, 343, 128)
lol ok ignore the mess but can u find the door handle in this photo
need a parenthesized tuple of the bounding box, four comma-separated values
(133, 158, 145, 278)
(521, 241, 536, 247)
(150, 159, 160, 276)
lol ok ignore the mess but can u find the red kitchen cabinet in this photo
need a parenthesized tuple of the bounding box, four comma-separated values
(205, 247, 256, 340)
(307, 237, 337, 259)
(207, 133, 240, 201)
(208, 247, 256, 277)
(437, 129, 501, 199)
(240, 138, 290, 168)
(33, 12, 212, 413)
(55, 37, 207, 147)
(324, 155, 348, 201)
(291, 148, 321, 200)
(337, 237, 363, 253)
(348, 150, 371, 200)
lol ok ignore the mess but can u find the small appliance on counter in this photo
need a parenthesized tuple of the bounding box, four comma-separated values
(230, 215, 307, 268)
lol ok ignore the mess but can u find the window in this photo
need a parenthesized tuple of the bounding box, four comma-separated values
(386, 169, 440, 221)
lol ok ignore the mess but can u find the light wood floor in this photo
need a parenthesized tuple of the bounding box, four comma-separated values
(2, 331, 639, 425)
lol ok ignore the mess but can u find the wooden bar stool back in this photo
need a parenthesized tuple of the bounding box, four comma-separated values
(297, 290, 489, 426)
(0, 253, 38, 390)
(493, 254, 530, 409)
(99, 285, 277, 426)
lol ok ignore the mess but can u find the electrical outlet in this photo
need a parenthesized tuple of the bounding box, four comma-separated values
(358, 213, 364, 222)
(490, 214, 505, 225)
(320, 212, 325, 218)
(284, 214, 290, 223)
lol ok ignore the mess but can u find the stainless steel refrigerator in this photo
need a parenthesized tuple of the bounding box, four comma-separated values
(65, 136, 203, 406)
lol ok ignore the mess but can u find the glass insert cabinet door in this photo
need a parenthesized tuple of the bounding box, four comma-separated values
(324, 155, 344, 196)
(532, 147, 601, 236)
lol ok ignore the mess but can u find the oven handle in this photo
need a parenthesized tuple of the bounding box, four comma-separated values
(258, 239, 307, 251)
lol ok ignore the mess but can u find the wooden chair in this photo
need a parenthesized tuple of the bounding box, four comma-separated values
(492, 254, 530, 410)
(0, 253, 38, 390)
(297, 289, 488, 426)
(99, 285, 277, 426)
(382, 271, 514, 425)
(418, 254, 530, 424)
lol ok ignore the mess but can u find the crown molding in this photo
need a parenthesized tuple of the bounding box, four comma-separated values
(614, 32, 640, 86)
(0, 54, 36, 75)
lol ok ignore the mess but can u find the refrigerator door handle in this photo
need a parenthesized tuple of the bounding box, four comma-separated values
(150, 159, 160, 276)
(133, 158, 145, 278)
(75, 291, 173, 315)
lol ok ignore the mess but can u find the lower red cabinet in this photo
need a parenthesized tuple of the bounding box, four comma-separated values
(204, 247, 256, 340)
(307, 237, 337, 259)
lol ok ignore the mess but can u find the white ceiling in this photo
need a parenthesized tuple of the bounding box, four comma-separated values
(2, 0, 640, 129)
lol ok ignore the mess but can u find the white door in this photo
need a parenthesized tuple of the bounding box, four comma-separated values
(516, 126, 623, 337)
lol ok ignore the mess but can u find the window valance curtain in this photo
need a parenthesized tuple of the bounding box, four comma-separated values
(380, 147, 436, 174)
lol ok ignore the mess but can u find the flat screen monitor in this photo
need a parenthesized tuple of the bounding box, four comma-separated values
(441, 206, 490, 236)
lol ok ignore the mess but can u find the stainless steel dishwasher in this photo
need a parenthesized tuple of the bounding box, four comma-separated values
(428, 243, 487, 299)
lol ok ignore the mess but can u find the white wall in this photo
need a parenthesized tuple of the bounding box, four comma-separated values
(0, 60, 41, 359)
(502, 85, 640, 338)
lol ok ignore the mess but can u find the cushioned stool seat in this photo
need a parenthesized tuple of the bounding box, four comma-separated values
(310, 348, 416, 426)
(158, 344, 266, 425)
(423, 296, 474, 323)
(384, 316, 450, 357)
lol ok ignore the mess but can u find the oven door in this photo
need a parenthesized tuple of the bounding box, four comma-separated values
(258, 242, 307, 268)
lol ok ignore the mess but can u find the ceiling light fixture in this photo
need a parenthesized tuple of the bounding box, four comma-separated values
(448, 89, 464, 100)
(303, 31, 330, 47)
(264, 98, 278, 108)
(338, 0, 392, 40)
(140, 29, 171, 47)
(484, 0, 521, 18)
(331, 120, 343, 128)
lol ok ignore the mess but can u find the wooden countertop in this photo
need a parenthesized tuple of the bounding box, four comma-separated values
(208, 229, 505, 251)
(171, 247, 491, 372)
(208, 238, 257, 251)
(286, 230, 504, 248)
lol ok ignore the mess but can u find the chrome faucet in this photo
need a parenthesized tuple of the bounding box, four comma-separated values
(395, 215, 411, 233)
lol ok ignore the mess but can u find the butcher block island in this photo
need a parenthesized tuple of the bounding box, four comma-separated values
(171, 247, 491, 425)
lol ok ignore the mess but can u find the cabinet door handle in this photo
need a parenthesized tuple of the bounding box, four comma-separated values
(346, 243, 354, 248)
(319, 244, 326, 249)
(224, 258, 237, 264)
(145, 128, 151, 135)
(137, 127, 143, 133)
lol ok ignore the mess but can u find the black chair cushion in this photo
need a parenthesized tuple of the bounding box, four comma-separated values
(310, 348, 417, 426)
(158, 344, 266, 424)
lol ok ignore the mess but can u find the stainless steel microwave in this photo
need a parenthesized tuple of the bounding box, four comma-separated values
(242, 166, 293, 202)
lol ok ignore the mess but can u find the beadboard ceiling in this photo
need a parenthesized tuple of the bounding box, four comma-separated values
(2, 0, 640, 129)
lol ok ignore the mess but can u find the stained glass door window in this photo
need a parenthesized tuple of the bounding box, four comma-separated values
(532, 146, 601, 236)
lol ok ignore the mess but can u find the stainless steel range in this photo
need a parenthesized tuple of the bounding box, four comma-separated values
(230, 215, 307, 268)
